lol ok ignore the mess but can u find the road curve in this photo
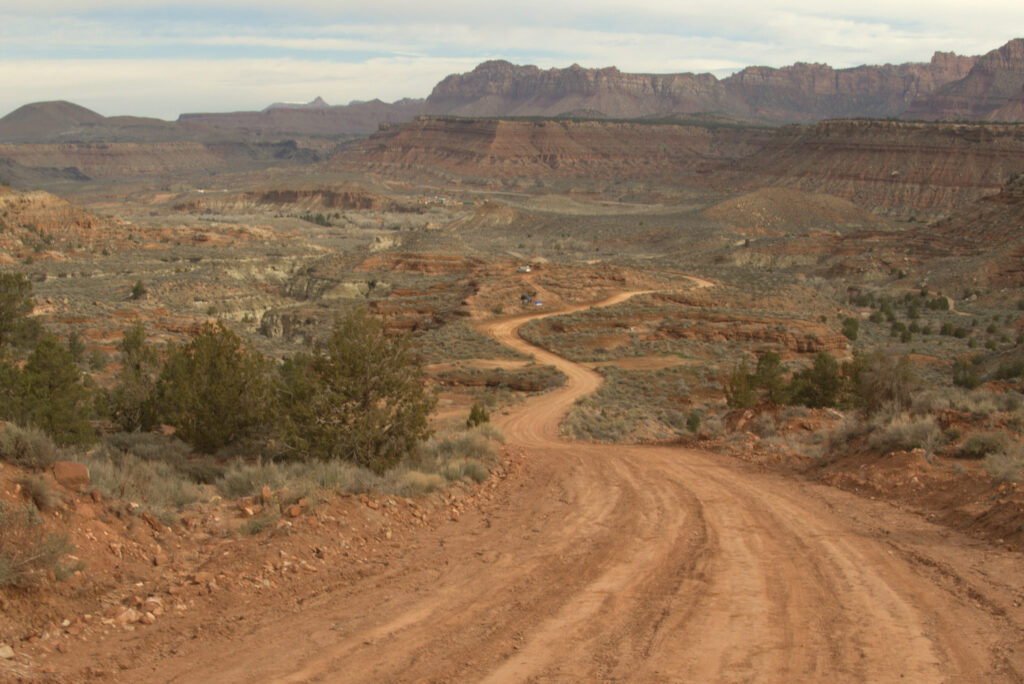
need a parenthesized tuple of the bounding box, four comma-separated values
(114, 290, 1023, 683)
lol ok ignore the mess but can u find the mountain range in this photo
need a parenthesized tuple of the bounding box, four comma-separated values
(1, 38, 1022, 143)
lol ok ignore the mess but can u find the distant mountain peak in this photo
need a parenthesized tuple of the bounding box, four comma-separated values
(264, 96, 331, 111)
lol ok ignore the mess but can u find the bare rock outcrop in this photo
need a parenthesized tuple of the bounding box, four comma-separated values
(904, 38, 1024, 121)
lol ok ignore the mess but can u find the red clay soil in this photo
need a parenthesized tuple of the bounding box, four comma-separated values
(4, 292, 1024, 682)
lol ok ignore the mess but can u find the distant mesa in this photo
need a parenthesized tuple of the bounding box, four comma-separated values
(264, 96, 331, 111)
(1, 38, 1023, 145)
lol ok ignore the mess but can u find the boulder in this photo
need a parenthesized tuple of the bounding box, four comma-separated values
(52, 461, 90, 492)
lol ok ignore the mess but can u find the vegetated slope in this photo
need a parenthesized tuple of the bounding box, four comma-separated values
(51, 296, 1024, 683)
(0, 140, 325, 186)
(726, 119, 1024, 218)
(925, 172, 1024, 286)
(904, 38, 1024, 121)
(334, 116, 771, 183)
(704, 187, 888, 235)
(0, 186, 133, 260)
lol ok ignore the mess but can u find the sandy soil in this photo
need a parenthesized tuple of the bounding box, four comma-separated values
(24, 291, 1024, 682)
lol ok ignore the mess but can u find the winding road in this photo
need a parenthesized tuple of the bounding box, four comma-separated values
(114, 291, 1023, 682)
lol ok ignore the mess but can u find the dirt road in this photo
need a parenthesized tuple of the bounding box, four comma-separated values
(103, 293, 1024, 682)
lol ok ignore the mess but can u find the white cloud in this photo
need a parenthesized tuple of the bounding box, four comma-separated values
(1, 2, 1021, 117)
(0, 57, 482, 119)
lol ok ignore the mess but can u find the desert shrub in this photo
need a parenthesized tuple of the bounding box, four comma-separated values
(470, 421, 505, 443)
(79, 446, 201, 510)
(389, 471, 445, 497)
(995, 392, 1023, 412)
(0, 423, 59, 468)
(958, 432, 1009, 460)
(841, 317, 859, 341)
(439, 459, 490, 483)
(15, 475, 61, 511)
(991, 360, 1024, 382)
(702, 414, 725, 438)
(215, 459, 291, 499)
(419, 430, 496, 464)
(0, 501, 73, 588)
(953, 358, 982, 389)
(686, 410, 702, 434)
(562, 399, 637, 442)
(157, 321, 276, 453)
(984, 444, 1024, 483)
(104, 431, 191, 465)
(239, 511, 279, 536)
(751, 412, 777, 437)
(867, 414, 942, 454)
(829, 414, 870, 448)
(846, 351, 917, 414)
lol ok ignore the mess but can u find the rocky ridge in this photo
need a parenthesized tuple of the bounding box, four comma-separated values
(904, 39, 1024, 121)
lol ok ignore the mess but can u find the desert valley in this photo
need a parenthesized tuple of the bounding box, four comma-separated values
(1, 36, 1024, 682)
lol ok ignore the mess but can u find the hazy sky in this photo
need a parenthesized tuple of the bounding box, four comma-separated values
(0, 1, 1019, 120)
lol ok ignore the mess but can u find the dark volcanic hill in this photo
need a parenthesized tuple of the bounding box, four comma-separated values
(903, 39, 1024, 121)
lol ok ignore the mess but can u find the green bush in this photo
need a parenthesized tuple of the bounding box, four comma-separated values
(953, 358, 983, 390)
(788, 352, 841, 409)
(157, 321, 276, 453)
(466, 401, 490, 428)
(725, 358, 757, 409)
(841, 317, 859, 341)
(9, 335, 95, 446)
(108, 323, 160, 432)
(0, 272, 34, 349)
(276, 308, 435, 473)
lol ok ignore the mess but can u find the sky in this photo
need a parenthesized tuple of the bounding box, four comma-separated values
(0, 1, 1020, 120)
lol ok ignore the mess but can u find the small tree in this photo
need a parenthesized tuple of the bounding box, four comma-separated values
(845, 350, 916, 413)
(0, 272, 34, 350)
(466, 401, 490, 428)
(130, 280, 147, 300)
(725, 358, 757, 409)
(17, 335, 95, 445)
(952, 358, 982, 389)
(788, 352, 841, 408)
(277, 308, 435, 472)
(755, 351, 786, 404)
(109, 322, 161, 432)
(841, 316, 859, 341)
(156, 321, 275, 453)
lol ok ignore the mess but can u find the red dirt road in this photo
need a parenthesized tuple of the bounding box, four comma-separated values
(62, 293, 1024, 681)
